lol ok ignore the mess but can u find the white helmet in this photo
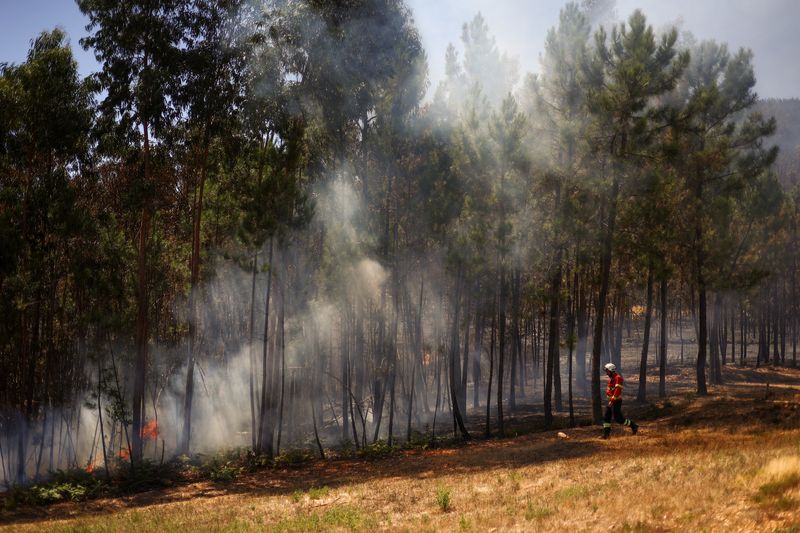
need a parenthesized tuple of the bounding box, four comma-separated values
(604, 363, 616, 373)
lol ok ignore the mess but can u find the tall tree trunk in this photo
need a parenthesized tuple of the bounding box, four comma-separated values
(407, 281, 423, 442)
(544, 251, 562, 426)
(711, 294, 723, 384)
(510, 271, 520, 412)
(658, 276, 668, 398)
(497, 271, 506, 437)
(256, 238, 274, 455)
(460, 290, 471, 415)
(592, 176, 619, 422)
(132, 116, 153, 466)
(472, 309, 483, 410)
(485, 303, 496, 437)
(180, 133, 210, 455)
(637, 263, 654, 402)
(695, 177, 709, 395)
(276, 275, 286, 454)
(567, 267, 576, 427)
(576, 271, 589, 396)
(449, 271, 470, 439)
(248, 253, 258, 449)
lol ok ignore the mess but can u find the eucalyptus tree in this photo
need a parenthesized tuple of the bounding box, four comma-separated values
(176, 0, 252, 456)
(0, 29, 98, 481)
(582, 10, 688, 421)
(78, 0, 187, 464)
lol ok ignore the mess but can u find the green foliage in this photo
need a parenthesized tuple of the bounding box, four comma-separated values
(116, 460, 177, 494)
(356, 440, 396, 459)
(6, 469, 103, 507)
(273, 449, 315, 467)
(435, 486, 452, 512)
(208, 461, 245, 482)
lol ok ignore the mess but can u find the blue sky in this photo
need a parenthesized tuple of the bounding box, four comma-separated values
(2, 0, 798, 98)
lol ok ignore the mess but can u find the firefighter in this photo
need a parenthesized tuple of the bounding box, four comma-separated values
(602, 363, 638, 438)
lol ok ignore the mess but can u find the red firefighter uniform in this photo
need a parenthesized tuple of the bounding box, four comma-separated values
(607, 373, 624, 404)
(602, 367, 638, 438)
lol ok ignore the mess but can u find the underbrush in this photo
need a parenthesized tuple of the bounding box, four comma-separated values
(5, 469, 103, 507)
(3, 460, 175, 509)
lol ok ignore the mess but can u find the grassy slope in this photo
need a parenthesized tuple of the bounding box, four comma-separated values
(2, 365, 800, 533)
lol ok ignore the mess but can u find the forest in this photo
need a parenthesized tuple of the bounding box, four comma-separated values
(1, 0, 799, 504)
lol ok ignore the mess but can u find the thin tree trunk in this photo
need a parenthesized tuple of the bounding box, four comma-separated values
(485, 303, 496, 437)
(497, 271, 506, 437)
(132, 110, 153, 467)
(180, 133, 210, 455)
(592, 176, 619, 422)
(637, 263, 654, 402)
(256, 238, 274, 455)
(544, 254, 562, 426)
(449, 271, 470, 439)
(248, 253, 258, 449)
(658, 276, 668, 398)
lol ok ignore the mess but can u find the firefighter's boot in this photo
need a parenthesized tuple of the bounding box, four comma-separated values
(602, 424, 611, 439)
(631, 422, 639, 435)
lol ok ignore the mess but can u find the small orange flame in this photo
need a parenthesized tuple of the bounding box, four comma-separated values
(119, 447, 131, 460)
(85, 461, 95, 473)
(142, 419, 159, 441)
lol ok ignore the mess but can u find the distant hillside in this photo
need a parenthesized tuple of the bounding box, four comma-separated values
(755, 98, 800, 184)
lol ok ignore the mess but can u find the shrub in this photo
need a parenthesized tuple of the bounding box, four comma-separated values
(436, 486, 452, 512)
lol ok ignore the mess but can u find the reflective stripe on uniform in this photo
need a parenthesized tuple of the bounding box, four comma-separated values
(603, 423, 611, 428)
(624, 419, 631, 426)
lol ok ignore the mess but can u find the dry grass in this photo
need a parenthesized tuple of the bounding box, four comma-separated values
(3, 366, 800, 532)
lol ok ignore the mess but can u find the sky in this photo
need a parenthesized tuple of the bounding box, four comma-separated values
(1, 0, 798, 99)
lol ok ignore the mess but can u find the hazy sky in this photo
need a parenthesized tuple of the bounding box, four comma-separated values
(1, 0, 798, 98)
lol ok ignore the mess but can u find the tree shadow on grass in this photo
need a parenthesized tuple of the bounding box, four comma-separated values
(2, 425, 607, 526)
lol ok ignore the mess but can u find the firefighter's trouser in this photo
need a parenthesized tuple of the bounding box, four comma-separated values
(603, 401, 635, 433)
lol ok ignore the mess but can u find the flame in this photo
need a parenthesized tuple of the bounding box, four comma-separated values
(119, 447, 131, 460)
(142, 419, 159, 441)
(85, 461, 95, 473)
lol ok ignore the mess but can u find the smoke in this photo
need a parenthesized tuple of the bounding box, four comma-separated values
(4, 0, 792, 489)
